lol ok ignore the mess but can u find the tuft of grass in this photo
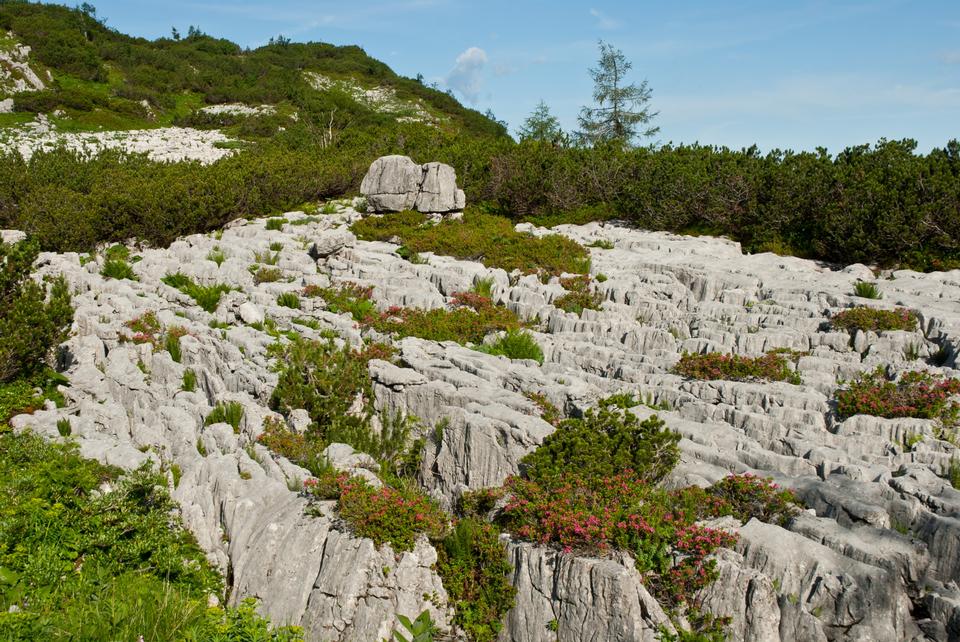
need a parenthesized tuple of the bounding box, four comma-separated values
(182, 369, 197, 392)
(277, 292, 301, 309)
(587, 239, 615, 250)
(101, 259, 138, 281)
(853, 281, 882, 299)
(471, 277, 495, 299)
(206, 247, 227, 267)
(253, 250, 280, 265)
(269, 242, 284, 252)
(205, 401, 245, 433)
(162, 273, 234, 313)
(476, 329, 544, 364)
(265, 218, 288, 231)
(56, 417, 73, 437)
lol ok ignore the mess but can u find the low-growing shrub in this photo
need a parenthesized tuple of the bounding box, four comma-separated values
(700, 473, 800, 526)
(521, 404, 680, 485)
(476, 329, 544, 364)
(523, 391, 562, 426)
(553, 275, 604, 315)
(351, 210, 590, 277)
(436, 517, 516, 642)
(835, 368, 960, 425)
(673, 350, 801, 385)
(254, 267, 283, 284)
(307, 282, 378, 322)
(162, 273, 234, 313)
(0, 239, 73, 384)
(311, 472, 447, 552)
(852, 281, 882, 299)
(830, 306, 918, 333)
(277, 292, 301, 309)
(205, 401, 245, 432)
(0, 430, 301, 641)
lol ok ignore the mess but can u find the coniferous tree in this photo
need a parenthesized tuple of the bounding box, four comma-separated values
(577, 41, 659, 147)
(517, 100, 566, 145)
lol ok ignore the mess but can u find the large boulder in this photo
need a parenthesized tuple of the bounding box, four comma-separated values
(360, 155, 465, 214)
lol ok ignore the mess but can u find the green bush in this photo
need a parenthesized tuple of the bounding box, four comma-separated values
(435, 518, 516, 642)
(673, 350, 802, 385)
(0, 239, 73, 383)
(100, 258, 138, 280)
(476, 329, 544, 364)
(265, 218, 288, 231)
(521, 404, 680, 485)
(0, 430, 301, 641)
(351, 210, 590, 277)
(310, 472, 447, 552)
(553, 275, 603, 315)
(254, 267, 283, 284)
(830, 307, 918, 333)
(835, 368, 960, 425)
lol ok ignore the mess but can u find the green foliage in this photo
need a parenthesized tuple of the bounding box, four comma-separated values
(830, 306, 918, 333)
(351, 210, 590, 277)
(835, 368, 960, 425)
(205, 401, 244, 432)
(673, 350, 802, 385)
(476, 329, 544, 364)
(516, 100, 565, 146)
(435, 518, 516, 642)
(164, 326, 188, 363)
(577, 41, 658, 147)
(0, 370, 66, 425)
(276, 292, 301, 309)
(0, 430, 300, 641)
(470, 277, 495, 299)
(587, 239, 615, 249)
(852, 281, 882, 299)
(55, 417, 71, 437)
(101, 257, 138, 280)
(0, 239, 73, 383)
(207, 247, 227, 267)
(313, 473, 447, 553)
(254, 267, 283, 284)
(265, 218, 288, 231)
(702, 474, 800, 526)
(521, 404, 680, 486)
(553, 275, 604, 315)
(391, 610, 437, 642)
(162, 273, 233, 313)
(949, 458, 960, 490)
(523, 391, 562, 426)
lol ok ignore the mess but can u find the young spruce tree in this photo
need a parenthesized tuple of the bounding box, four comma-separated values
(577, 41, 659, 148)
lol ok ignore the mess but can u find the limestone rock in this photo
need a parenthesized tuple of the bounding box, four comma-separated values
(360, 155, 465, 213)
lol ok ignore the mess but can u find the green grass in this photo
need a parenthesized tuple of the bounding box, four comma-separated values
(162, 273, 234, 313)
(475, 329, 544, 364)
(853, 281, 882, 299)
(205, 401, 245, 433)
(181, 369, 197, 392)
(276, 292, 301, 309)
(351, 209, 589, 277)
(101, 258, 138, 280)
(0, 429, 302, 641)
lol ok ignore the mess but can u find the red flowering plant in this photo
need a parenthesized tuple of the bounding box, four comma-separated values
(835, 367, 960, 427)
(673, 350, 802, 385)
(830, 307, 918, 333)
(304, 471, 448, 552)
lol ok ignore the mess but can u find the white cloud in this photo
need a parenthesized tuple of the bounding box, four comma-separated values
(445, 46, 488, 104)
(589, 8, 620, 30)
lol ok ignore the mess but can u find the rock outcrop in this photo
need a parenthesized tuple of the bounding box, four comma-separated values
(7, 202, 960, 640)
(360, 155, 466, 213)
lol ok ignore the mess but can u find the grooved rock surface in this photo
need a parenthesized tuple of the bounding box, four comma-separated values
(6, 206, 960, 641)
(360, 155, 466, 213)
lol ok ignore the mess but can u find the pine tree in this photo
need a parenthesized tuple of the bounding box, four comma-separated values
(517, 100, 566, 145)
(577, 41, 659, 147)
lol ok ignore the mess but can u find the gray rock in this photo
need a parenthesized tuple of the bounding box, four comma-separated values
(360, 155, 465, 213)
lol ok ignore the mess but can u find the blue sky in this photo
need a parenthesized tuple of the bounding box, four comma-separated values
(69, 0, 959, 152)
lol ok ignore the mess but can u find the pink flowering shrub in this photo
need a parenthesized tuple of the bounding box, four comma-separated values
(835, 367, 960, 425)
(673, 350, 801, 384)
(306, 471, 447, 552)
(830, 306, 918, 333)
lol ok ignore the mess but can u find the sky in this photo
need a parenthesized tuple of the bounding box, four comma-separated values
(62, 0, 960, 153)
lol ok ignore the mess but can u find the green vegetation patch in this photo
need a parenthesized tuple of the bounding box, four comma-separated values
(162, 273, 234, 313)
(553, 275, 604, 315)
(835, 367, 960, 426)
(475, 329, 544, 364)
(351, 210, 590, 277)
(0, 431, 301, 641)
(830, 306, 918, 333)
(673, 350, 802, 385)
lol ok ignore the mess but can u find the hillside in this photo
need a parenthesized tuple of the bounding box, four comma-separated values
(0, 2, 507, 140)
